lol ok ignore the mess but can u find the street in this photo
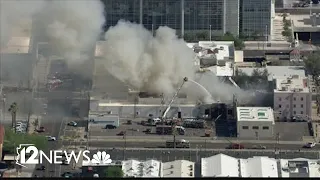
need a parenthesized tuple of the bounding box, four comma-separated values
(65, 140, 320, 150)
(85, 148, 320, 162)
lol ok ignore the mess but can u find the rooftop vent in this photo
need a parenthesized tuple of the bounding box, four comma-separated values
(219, 46, 224, 50)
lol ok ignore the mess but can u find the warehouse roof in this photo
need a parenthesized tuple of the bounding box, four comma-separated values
(161, 160, 195, 177)
(240, 156, 278, 177)
(201, 154, 239, 177)
(122, 159, 161, 177)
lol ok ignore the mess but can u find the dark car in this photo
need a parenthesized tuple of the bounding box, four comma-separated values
(105, 125, 116, 129)
(37, 165, 46, 171)
(37, 127, 45, 133)
(117, 131, 126, 136)
(62, 172, 73, 178)
(226, 143, 245, 149)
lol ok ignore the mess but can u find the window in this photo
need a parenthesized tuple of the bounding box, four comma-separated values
(263, 126, 269, 130)
(278, 105, 282, 108)
(242, 126, 249, 129)
(252, 126, 259, 130)
(301, 111, 303, 114)
(301, 104, 303, 108)
(301, 97, 304, 101)
(293, 104, 296, 108)
(293, 111, 296, 114)
(293, 97, 296, 101)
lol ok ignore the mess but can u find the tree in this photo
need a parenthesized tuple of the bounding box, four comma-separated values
(3, 128, 48, 154)
(104, 166, 124, 177)
(219, 32, 245, 50)
(304, 52, 320, 85)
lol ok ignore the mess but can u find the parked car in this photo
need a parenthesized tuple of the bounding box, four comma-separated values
(37, 127, 45, 133)
(117, 131, 126, 136)
(251, 145, 267, 149)
(37, 165, 46, 171)
(67, 121, 77, 127)
(303, 142, 316, 148)
(106, 125, 116, 129)
(226, 143, 245, 149)
(46, 136, 57, 141)
(62, 172, 73, 178)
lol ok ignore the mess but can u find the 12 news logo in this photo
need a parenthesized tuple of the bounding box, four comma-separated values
(16, 144, 112, 168)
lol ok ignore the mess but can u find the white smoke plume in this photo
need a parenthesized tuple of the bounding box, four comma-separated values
(0, 0, 105, 64)
(100, 20, 196, 95)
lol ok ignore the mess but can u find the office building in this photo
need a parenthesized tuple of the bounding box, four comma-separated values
(101, 0, 241, 37)
(239, 0, 275, 40)
(273, 75, 312, 121)
(236, 107, 275, 139)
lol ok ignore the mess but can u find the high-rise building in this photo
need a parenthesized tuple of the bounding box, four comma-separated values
(101, 0, 273, 39)
(239, 0, 274, 39)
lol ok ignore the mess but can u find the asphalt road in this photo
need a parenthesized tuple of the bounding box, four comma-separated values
(86, 148, 320, 162)
(65, 141, 320, 151)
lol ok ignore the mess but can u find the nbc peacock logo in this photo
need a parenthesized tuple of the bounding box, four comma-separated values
(91, 151, 112, 164)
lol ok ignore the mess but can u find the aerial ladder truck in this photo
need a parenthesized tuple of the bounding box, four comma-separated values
(154, 77, 188, 135)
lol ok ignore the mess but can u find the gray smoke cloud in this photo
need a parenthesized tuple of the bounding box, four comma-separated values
(100, 20, 197, 95)
(0, 0, 46, 47)
(1, 0, 105, 64)
(45, 0, 105, 63)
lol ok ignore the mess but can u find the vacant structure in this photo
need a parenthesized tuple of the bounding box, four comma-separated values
(237, 107, 275, 139)
(201, 153, 240, 177)
(273, 75, 312, 121)
(122, 159, 161, 178)
(161, 160, 195, 177)
(240, 156, 278, 177)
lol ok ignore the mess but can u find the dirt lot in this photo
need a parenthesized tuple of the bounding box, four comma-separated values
(89, 118, 215, 137)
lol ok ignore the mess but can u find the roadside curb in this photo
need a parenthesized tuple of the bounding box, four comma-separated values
(85, 137, 307, 145)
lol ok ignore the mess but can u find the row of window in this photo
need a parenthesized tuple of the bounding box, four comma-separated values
(278, 111, 304, 115)
(278, 104, 304, 108)
(242, 126, 269, 130)
(279, 97, 304, 101)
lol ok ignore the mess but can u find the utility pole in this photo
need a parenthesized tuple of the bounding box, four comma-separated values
(173, 124, 177, 149)
(133, 95, 138, 119)
(123, 131, 127, 160)
(8, 102, 18, 132)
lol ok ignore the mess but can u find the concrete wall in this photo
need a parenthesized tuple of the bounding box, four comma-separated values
(90, 105, 200, 118)
(237, 121, 274, 138)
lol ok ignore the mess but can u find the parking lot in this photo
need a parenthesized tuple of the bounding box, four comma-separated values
(88, 118, 215, 137)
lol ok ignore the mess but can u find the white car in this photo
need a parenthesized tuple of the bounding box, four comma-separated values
(46, 136, 57, 141)
(303, 142, 316, 148)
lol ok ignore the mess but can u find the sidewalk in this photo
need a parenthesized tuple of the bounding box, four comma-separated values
(88, 136, 307, 145)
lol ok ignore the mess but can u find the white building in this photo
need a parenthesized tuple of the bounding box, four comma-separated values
(240, 156, 278, 177)
(188, 41, 235, 77)
(279, 158, 320, 177)
(201, 154, 240, 177)
(161, 160, 195, 178)
(122, 159, 161, 178)
(237, 107, 275, 139)
(273, 75, 312, 121)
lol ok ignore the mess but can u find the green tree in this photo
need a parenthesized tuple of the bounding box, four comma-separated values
(219, 32, 245, 50)
(304, 52, 320, 85)
(105, 166, 124, 177)
(3, 128, 48, 154)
